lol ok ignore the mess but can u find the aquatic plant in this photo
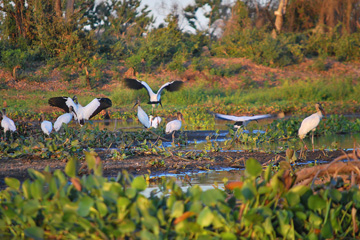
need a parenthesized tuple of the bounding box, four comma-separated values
(1, 153, 360, 238)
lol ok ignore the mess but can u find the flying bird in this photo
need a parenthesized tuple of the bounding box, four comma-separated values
(214, 113, 272, 129)
(40, 114, 52, 136)
(133, 99, 150, 128)
(0, 108, 16, 140)
(298, 103, 325, 152)
(150, 115, 162, 129)
(54, 106, 77, 132)
(166, 112, 184, 143)
(124, 78, 183, 112)
(48, 96, 112, 126)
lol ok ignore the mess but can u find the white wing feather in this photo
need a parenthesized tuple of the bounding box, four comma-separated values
(215, 113, 271, 122)
(166, 120, 182, 134)
(137, 106, 150, 128)
(2, 117, 16, 132)
(298, 113, 321, 138)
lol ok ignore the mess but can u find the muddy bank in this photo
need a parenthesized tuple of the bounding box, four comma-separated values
(0, 148, 349, 189)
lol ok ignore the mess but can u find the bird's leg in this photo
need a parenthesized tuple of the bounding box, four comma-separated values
(311, 131, 315, 152)
(172, 131, 175, 144)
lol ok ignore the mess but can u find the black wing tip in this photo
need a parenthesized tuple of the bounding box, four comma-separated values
(124, 78, 144, 90)
(166, 81, 184, 92)
(99, 98, 112, 108)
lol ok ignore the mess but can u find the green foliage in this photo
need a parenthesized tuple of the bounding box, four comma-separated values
(0, 49, 28, 72)
(1, 157, 360, 238)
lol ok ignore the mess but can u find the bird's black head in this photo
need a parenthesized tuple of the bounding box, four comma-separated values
(79, 119, 85, 126)
(69, 106, 78, 118)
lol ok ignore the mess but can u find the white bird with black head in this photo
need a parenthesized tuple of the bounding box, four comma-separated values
(124, 78, 183, 113)
(166, 112, 184, 143)
(0, 108, 16, 140)
(48, 96, 112, 126)
(298, 103, 325, 152)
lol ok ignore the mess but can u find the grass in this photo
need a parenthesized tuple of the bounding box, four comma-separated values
(1, 71, 360, 123)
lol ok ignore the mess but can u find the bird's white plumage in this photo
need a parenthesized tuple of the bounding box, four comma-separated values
(54, 113, 73, 131)
(125, 79, 183, 109)
(298, 112, 322, 139)
(215, 113, 271, 128)
(215, 113, 271, 122)
(41, 120, 53, 136)
(49, 96, 112, 126)
(1, 116, 16, 133)
(150, 116, 162, 128)
(137, 105, 150, 128)
(1, 109, 16, 134)
(76, 98, 101, 122)
(166, 120, 182, 134)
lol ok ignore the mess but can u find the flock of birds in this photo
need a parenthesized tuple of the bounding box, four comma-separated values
(1, 78, 325, 149)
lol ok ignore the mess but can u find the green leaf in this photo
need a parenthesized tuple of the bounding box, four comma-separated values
(171, 201, 184, 218)
(197, 207, 213, 227)
(131, 176, 147, 191)
(84, 151, 96, 170)
(221, 232, 237, 240)
(321, 220, 333, 239)
(65, 157, 77, 178)
(77, 196, 94, 217)
(308, 195, 326, 211)
(24, 227, 44, 240)
(201, 189, 226, 206)
(5, 177, 20, 189)
(245, 158, 262, 177)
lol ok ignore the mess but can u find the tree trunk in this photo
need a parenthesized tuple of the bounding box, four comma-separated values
(344, 0, 353, 34)
(54, 0, 62, 18)
(65, 0, 75, 22)
(272, 0, 288, 38)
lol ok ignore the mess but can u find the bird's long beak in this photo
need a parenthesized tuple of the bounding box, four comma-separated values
(160, 101, 163, 108)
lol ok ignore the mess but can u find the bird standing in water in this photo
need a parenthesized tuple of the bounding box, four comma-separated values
(166, 112, 184, 143)
(298, 103, 325, 153)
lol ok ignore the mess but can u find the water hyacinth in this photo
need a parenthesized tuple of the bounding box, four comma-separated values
(0, 154, 360, 239)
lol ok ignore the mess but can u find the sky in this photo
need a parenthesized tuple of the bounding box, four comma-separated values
(95, 0, 235, 33)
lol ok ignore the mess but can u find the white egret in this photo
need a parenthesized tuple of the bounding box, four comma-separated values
(124, 78, 183, 112)
(298, 103, 325, 152)
(150, 115, 162, 128)
(165, 112, 184, 142)
(54, 106, 77, 132)
(48, 96, 112, 126)
(0, 108, 16, 140)
(133, 99, 150, 128)
(214, 113, 272, 129)
(40, 114, 52, 136)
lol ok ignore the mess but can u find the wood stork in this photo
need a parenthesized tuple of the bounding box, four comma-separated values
(40, 114, 52, 136)
(165, 112, 184, 142)
(298, 103, 325, 152)
(54, 106, 77, 132)
(124, 78, 183, 113)
(0, 108, 16, 140)
(133, 99, 150, 128)
(214, 113, 272, 129)
(48, 96, 112, 126)
(150, 115, 162, 128)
